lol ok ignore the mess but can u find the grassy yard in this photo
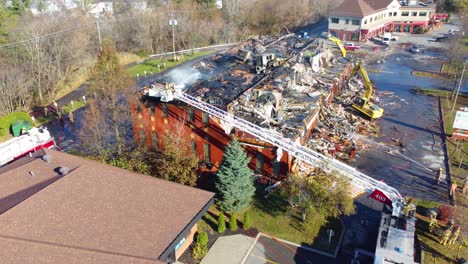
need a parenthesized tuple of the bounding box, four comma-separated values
(413, 199, 467, 264)
(126, 51, 214, 77)
(198, 187, 342, 254)
(34, 100, 87, 126)
(409, 88, 468, 263)
(412, 71, 444, 79)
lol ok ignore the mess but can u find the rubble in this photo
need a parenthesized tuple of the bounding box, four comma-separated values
(143, 34, 388, 173)
(306, 102, 380, 162)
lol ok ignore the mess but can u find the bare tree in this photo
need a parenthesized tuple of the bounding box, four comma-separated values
(87, 38, 135, 156)
(152, 119, 199, 186)
(0, 62, 33, 115)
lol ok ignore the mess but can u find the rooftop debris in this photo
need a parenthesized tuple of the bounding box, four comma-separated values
(142, 34, 390, 171)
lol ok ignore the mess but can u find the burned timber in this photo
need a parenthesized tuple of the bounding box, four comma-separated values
(133, 34, 380, 184)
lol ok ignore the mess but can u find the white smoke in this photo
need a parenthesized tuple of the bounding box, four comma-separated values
(166, 66, 202, 89)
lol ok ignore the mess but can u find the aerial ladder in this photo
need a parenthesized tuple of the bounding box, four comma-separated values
(328, 35, 347, 58)
(348, 61, 384, 119)
(147, 85, 403, 216)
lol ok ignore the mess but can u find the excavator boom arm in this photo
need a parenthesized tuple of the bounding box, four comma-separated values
(349, 61, 373, 100)
(328, 36, 347, 58)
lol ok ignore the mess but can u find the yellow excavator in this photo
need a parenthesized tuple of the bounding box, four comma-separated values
(328, 35, 347, 58)
(348, 61, 384, 119)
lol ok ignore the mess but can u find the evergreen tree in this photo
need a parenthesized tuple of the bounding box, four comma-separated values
(229, 212, 238, 231)
(217, 212, 226, 233)
(215, 139, 255, 213)
(243, 210, 251, 229)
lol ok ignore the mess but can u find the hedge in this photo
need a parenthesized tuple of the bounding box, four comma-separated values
(0, 112, 33, 137)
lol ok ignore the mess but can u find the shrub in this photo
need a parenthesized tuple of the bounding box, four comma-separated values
(0, 112, 33, 137)
(229, 212, 238, 231)
(218, 212, 226, 233)
(243, 210, 251, 229)
(196, 231, 208, 246)
(192, 243, 208, 260)
(192, 231, 209, 260)
(436, 205, 454, 223)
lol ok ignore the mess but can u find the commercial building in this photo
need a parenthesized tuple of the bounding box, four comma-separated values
(133, 35, 353, 182)
(328, 0, 437, 42)
(0, 149, 214, 263)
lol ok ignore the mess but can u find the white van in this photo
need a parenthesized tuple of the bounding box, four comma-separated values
(382, 33, 392, 45)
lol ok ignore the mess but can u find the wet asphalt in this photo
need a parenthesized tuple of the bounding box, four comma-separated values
(351, 51, 467, 204)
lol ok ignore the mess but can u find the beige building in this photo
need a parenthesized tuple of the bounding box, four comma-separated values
(328, 0, 437, 42)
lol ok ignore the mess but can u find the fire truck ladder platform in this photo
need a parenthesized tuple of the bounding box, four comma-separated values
(159, 88, 403, 216)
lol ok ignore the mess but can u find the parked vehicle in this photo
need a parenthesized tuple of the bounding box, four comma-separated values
(410, 45, 420, 53)
(0, 127, 55, 167)
(382, 33, 392, 45)
(343, 42, 361, 51)
(435, 35, 450, 42)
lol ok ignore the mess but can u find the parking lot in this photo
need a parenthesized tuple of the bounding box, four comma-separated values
(363, 16, 463, 50)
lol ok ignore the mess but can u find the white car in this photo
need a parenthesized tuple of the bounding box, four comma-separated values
(410, 45, 420, 53)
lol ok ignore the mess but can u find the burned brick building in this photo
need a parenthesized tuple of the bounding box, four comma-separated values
(132, 35, 353, 179)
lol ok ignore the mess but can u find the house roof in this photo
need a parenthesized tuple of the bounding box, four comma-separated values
(363, 0, 394, 11)
(0, 149, 214, 264)
(330, 0, 376, 17)
(331, 0, 396, 17)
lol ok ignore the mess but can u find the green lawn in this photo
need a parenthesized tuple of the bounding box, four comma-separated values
(413, 199, 467, 264)
(199, 187, 342, 254)
(35, 100, 87, 126)
(126, 51, 214, 77)
(411, 71, 443, 79)
(0, 112, 33, 137)
(409, 89, 468, 263)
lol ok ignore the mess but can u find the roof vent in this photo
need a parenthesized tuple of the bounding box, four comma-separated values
(42, 154, 52, 164)
(58, 167, 70, 176)
(29, 171, 35, 177)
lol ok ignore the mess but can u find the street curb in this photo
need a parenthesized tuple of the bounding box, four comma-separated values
(438, 96, 454, 205)
(240, 232, 260, 264)
(257, 232, 337, 258)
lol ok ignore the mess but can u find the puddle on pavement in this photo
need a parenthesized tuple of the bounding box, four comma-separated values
(351, 52, 464, 203)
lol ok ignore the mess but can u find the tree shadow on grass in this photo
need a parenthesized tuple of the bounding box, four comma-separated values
(418, 236, 458, 264)
(201, 211, 219, 232)
(252, 186, 289, 217)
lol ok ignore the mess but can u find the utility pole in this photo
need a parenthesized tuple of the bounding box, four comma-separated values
(95, 20, 102, 51)
(169, 13, 177, 61)
(451, 63, 465, 113)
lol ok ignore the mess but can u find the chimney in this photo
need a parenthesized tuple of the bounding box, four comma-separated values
(42, 154, 52, 164)
(58, 167, 70, 176)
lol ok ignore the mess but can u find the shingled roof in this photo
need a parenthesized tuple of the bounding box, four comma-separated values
(330, 0, 393, 17)
(0, 149, 214, 264)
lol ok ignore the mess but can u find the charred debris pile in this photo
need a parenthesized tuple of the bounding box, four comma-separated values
(143, 34, 383, 162)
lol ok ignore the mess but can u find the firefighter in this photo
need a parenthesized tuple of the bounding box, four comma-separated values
(429, 217, 438, 234)
(428, 209, 438, 233)
(403, 197, 414, 218)
(462, 176, 468, 194)
(449, 225, 461, 245)
(435, 168, 443, 184)
(440, 228, 452, 245)
(450, 180, 458, 199)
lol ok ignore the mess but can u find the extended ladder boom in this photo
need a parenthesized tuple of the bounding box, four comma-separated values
(170, 90, 403, 216)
